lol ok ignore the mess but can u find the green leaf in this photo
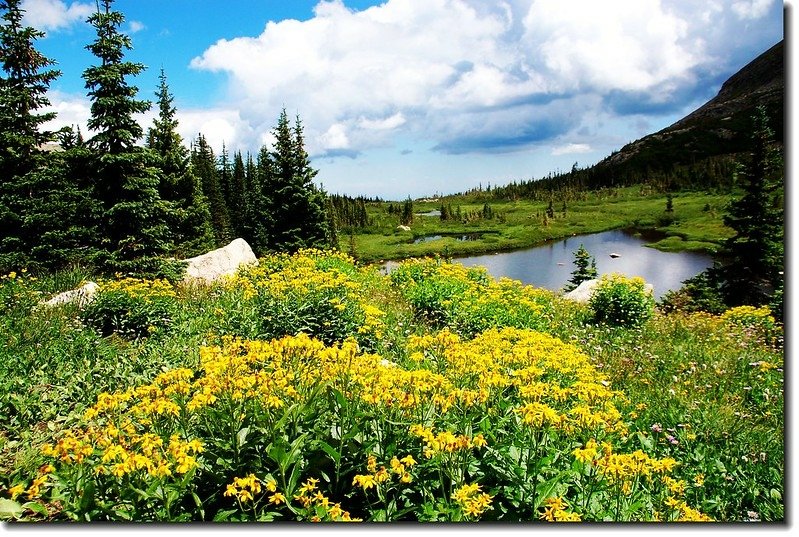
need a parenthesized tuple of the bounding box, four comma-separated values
(213, 508, 239, 522)
(0, 499, 24, 520)
(78, 479, 96, 513)
(21, 501, 49, 517)
(314, 439, 341, 465)
(237, 426, 250, 448)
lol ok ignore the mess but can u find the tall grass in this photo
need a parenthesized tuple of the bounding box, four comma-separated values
(0, 252, 782, 522)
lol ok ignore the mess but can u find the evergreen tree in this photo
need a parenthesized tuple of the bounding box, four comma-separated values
(265, 109, 328, 251)
(146, 69, 213, 257)
(228, 151, 246, 236)
(0, 0, 61, 270)
(400, 197, 414, 226)
(325, 197, 339, 250)
(564, 244, 598, 291)
(0, 0, 59, 172)
(83, 0, 169, 274)
(714, 107, 784, 308)
(218, 142, 232, 214)
(190, 134, 230, 246)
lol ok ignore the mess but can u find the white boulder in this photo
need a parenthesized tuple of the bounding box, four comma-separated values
(183, 238, 258, 284)
(43, 281, 99, 308)
(562, 278, 654, 304)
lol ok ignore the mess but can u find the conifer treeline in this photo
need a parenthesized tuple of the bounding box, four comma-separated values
(0, 0, 330, 275)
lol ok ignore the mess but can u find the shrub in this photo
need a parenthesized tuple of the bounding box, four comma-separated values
(389, 259, 555, 337)
(222, 249, 385, 349)
(589, 273, 654, 328)
(81, 278, 178, 338)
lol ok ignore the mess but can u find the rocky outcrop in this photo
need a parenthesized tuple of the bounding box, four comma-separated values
(183, 238, 258, 284)
(563, 278, 654, 304)
(42, 281, 99, 308)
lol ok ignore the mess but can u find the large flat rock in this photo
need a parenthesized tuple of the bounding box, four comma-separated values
(183, 238, 258, 284)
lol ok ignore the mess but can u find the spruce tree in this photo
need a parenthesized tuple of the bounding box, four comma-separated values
(83, 0, 169, 274)
(0, 0, 61, 270)
(228, 151, 246, 236)
(564, 244, 598, 291)
(714, 107, 784, 308)
(265, 109, 328, 251)
(146, 69, 214, 257)
(190, 134, 230, 246)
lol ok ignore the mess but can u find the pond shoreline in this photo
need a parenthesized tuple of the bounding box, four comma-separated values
(366, 224, 721, 266)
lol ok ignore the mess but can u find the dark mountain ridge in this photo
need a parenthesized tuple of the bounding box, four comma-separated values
(596, 39, 784, 178)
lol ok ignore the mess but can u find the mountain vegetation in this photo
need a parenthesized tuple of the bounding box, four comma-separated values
(0, 0, 332, 277)
(0, 0, 785, 525)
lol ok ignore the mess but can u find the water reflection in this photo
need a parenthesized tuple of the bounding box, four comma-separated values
(454, 229, 713, 299)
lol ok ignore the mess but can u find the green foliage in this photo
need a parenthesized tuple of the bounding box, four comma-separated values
(714, 107, 783, 308)
(191, 134, 231, 246)
(146, 69, 214, 258)
(264, 110, 329, 252)
(589, 273, 655, 328)
(81, 278, 178, 339)
(0, 0, 62, 272)
(563, 244, 597, 292)
(389, 258, 560, 338)
(659, 270, 726, 315)
(0, 252, 784, 523)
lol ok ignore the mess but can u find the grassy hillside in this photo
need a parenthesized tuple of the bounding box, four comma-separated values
(346, 187, 733, 263)
(0, 250, 783, 522)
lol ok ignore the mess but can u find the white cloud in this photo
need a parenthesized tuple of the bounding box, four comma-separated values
(551, 143, 593, 156)
(41, 91, 252, 155)
(188, 0, 755, 158)
(127, 20, 146, 34)
(21, 0, 93, 32)
(732, 0, 775, 19)
(41, 90, 91, 135)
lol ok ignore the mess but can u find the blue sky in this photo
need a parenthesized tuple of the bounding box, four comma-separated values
(21, 0, 785, 199)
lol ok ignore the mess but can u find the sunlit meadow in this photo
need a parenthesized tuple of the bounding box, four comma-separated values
(0, 251, 783, 522)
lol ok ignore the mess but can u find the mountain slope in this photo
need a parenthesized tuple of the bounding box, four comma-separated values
(597, 40, 784, 175)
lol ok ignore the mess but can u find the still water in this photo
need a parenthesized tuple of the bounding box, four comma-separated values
(455, 229, 713, 299)
(385, 229, 714, 300)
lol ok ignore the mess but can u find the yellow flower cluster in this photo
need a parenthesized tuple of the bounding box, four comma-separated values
(411, 327, 628, 435)
(224, 474, 280, 504)
(452, 483, 493, 519)
(99, 277, 177, 300)
(720, 305, 775, 327)
(409, 425, 486, 458)
(293, 477, 359, 521)
(353, 453, 417, 490)
(393, 260, 555, 335)
(573, 439, 678, 485)
(6, 464, 54, 501)
(42, 425, 201, 479)
(226, 249, 385, 339)
(540, 497, 581, 522)
(662, 474, 713, 521)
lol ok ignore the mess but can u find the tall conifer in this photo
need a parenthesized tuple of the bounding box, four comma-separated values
(83, 0, 169, 274)
(146, 69, 214, 256)
(714, 107, 784, 308)
(190, 134, 230, 246)
(266, 109, 328, 251)
(0, 0, 62, 270)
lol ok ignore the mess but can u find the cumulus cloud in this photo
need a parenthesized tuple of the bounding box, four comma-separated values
(186, 0, 779, 159)
(21, 0, 93, 32)
(551, 143, 593, 156)
(127, 20, 146, 34)
(732, 0, 776, 19)
(41, 91, 252, 155)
